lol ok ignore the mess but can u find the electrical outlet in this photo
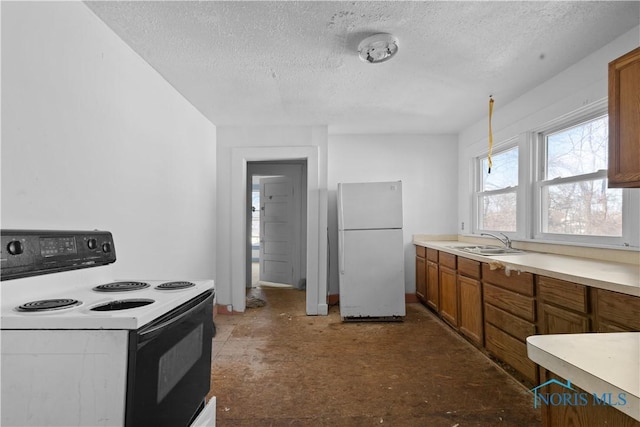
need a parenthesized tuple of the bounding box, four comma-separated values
(461, 222, 465, 230)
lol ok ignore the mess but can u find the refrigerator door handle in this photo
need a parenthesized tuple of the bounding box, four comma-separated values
(338, 229, 345, 274)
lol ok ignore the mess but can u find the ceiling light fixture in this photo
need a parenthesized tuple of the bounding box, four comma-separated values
(357, 33, 399, 64)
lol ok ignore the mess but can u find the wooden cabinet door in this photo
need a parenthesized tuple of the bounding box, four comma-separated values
(540, 371, 640, 427)
(426, 260, 439, 311)
(458, 275, 483, 345)
(415, 256, 426, 302)
(608, 47, 640, 188)
(537, 276, 590, 334)
(439, 266, 458, 327)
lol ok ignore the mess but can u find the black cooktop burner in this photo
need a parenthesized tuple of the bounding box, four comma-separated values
(155, 281, 196, 290)
(93, 281, 150, 292)
(17, 298, 82, 312)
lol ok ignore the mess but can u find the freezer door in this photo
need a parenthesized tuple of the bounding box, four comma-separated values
(337, 181, 402, 230)
(338, 229, 405, 318)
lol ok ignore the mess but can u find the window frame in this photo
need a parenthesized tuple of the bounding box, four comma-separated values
(533, 109, 627, 247)
(469, 100, 639, 250)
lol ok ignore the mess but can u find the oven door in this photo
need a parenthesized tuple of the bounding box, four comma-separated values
(126, 289, 214, 427)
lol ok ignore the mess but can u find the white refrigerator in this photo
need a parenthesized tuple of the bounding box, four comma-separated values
(337, 181, 405, 320)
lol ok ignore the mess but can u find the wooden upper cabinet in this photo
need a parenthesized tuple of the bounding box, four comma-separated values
(608, 47, 640, 188)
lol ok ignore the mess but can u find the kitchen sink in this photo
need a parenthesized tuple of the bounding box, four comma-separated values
(449, 245, 525, 256)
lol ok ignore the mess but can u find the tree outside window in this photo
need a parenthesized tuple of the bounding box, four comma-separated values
(477, 146, 518, 232)
(541, 115, 622, 237)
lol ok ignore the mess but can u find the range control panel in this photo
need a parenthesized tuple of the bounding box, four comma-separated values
(1, 230, 116, 280)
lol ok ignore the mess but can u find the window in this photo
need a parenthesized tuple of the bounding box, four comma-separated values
(475, 145, 518, 232)
(537, 114, 623, 240)
(471, 101, 638, 249)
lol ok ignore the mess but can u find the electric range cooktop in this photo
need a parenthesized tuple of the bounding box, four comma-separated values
(1, 278, 215, 330)
(1, 229, 215, 331)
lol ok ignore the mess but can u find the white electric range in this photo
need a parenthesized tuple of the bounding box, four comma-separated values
(1, 229, 217, 427)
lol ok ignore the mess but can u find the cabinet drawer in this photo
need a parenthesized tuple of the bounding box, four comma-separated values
(415, 245, 426, 258)
(596, 289, 640, 331)
(484, 283, 536, 322)
(485, 303, 536, 342)
(540, 303, 590, 334)
(458, 257, 480, 279)
(485, 323, 538, 384)
(537, 276, 588, 313)
(482, 264, 534, 296)
(598, 320, 635, 333)
(439, 252, 456, 269)
(426, 248, 438, 262)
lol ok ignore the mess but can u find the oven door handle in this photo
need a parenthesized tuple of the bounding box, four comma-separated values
(138, 289, 214, 344)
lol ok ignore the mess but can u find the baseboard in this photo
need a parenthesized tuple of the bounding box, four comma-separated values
(215, 304, 240, 315)
(405, 293, 419, 303)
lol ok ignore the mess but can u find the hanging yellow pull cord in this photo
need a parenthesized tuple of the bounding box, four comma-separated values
(488, 95, 495, 174)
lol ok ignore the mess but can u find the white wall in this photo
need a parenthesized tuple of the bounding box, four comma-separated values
(327, 134, 458, 294)
(1, 2, 217, 280)
(458, 27, 640, 239)
(216, 126, 328, 313)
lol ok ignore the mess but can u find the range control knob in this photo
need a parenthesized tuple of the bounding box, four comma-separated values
(7, 240, 24, 256)
(87, 238, 98, 250)
(102, 242, 112, 253)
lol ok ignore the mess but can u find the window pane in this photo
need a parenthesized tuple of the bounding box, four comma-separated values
(546, 116, 608, 179)
(480, 193, 517, 232)
(481, 147, 518, 191)
(542, 179, 622, 236)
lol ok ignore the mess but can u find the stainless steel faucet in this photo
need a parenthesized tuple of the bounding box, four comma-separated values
(481, 232, 512, 248)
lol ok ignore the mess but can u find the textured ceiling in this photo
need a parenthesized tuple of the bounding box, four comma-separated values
(85, 1, 640, 134)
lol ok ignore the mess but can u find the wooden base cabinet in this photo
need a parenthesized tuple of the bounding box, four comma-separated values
(414, 245, 640, 424)
(482, 265, 537, 384)
(457, 257, 483, 346)
(439, 252, 458, 327)
(538, 276, 590, 335)
(415, 246, 427, 303)
(425, 248, 439, 311)
(540, 371, 640, 427)
(594, 288, 640, 332)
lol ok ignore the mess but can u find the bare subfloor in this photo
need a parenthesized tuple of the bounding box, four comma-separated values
(209, 287, 541, 426)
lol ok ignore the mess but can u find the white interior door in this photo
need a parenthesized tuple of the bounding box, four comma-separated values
(259, 176, 293, 285)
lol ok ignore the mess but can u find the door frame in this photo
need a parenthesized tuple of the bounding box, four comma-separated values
(231, 146, 328, 315)
(246, 163, 304, 288)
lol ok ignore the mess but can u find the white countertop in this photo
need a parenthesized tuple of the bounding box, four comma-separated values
(413, 239, 640, 297)
(527, 333, 640, 421)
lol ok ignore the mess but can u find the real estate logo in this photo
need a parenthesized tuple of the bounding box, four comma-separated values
(530, 378, 627, 409)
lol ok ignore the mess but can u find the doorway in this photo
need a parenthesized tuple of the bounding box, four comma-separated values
(230, 144, 327, 315)
(246, 161, 307, 297)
